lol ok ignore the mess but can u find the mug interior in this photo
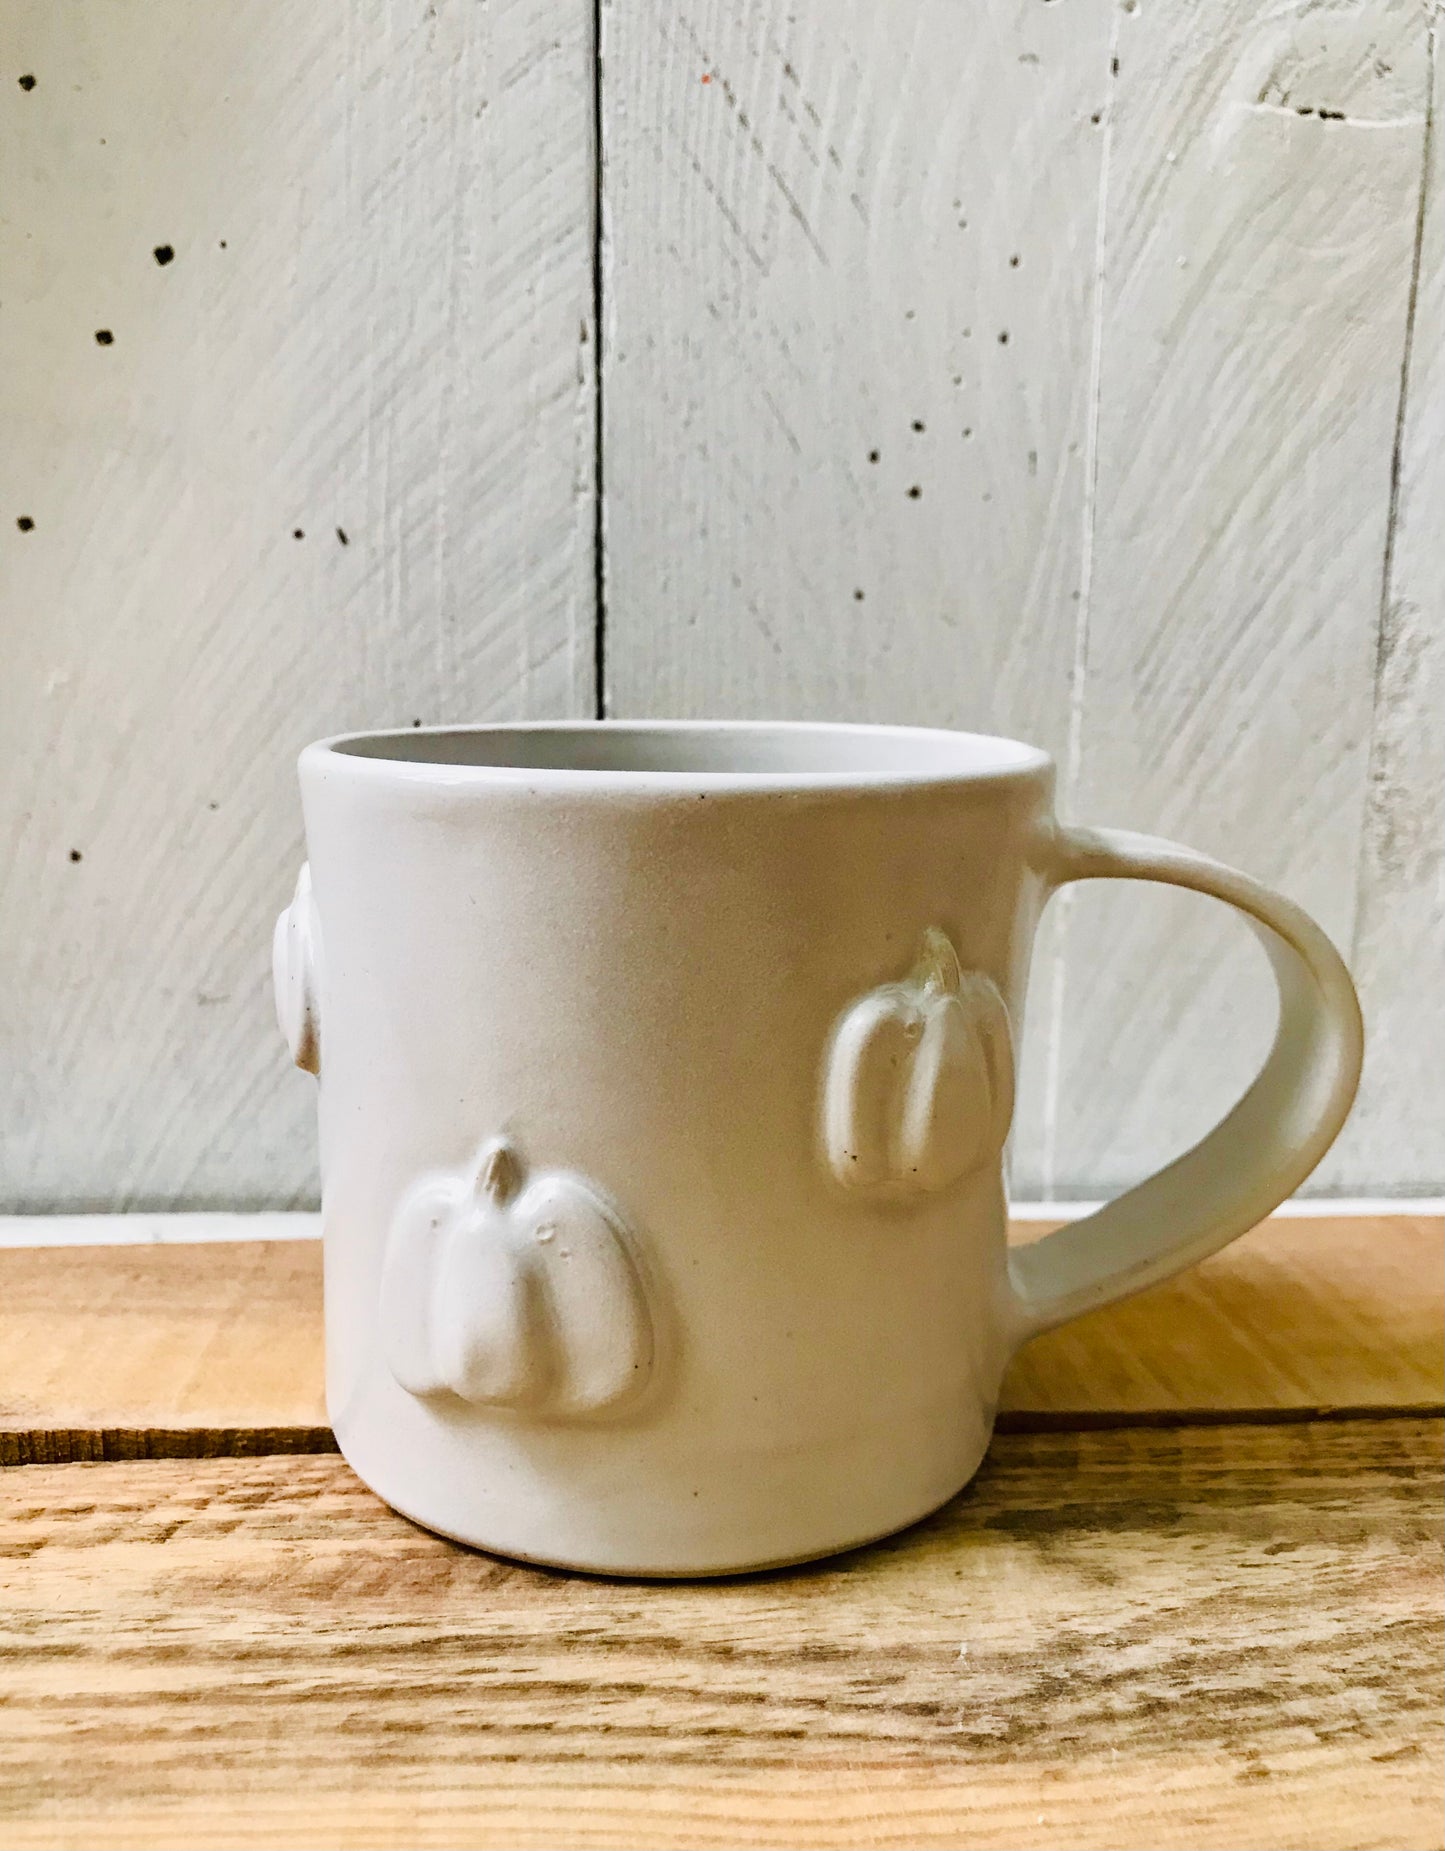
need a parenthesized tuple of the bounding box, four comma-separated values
(326, 722, 1050, 782)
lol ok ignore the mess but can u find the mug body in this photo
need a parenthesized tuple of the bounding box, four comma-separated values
(291, 722, 1055, 1574)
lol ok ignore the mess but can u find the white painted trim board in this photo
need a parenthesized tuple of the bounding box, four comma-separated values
(0, 1203, 1438, 1248)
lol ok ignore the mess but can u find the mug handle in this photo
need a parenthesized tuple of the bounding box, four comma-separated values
(1008, 826, 1364, 1338)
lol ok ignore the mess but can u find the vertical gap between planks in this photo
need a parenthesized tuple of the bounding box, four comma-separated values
(591, 0, 608, 718)
(1350, 9, 1438, 961)
(1038, 8, 1124, 1199)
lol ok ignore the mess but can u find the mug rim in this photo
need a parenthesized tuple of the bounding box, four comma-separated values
(304, 720, 1054, 793)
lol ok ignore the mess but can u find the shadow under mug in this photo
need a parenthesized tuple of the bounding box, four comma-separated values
(274, 721, 1362, 1575)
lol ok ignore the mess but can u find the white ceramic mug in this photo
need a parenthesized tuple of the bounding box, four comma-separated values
(274, 722, 1362, 1575)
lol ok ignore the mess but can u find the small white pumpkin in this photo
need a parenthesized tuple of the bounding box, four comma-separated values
(822, 928, 1014, 1197)
(381, 1137, 654, 1419)
(273, 863, 322, 1076)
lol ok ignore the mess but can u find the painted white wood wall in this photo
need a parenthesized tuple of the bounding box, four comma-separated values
(2, 0, 1439, 1212)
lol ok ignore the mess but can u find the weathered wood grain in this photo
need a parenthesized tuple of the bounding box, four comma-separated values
(2, 0, 1438, 1219)
(1046, 0, 1433, 1197)
(0, 1238, 330, 1466)
(1319, 16, 1445, 1196)
(1002, 1211, 1444, 1424)
(1, 1216, 1436, 1464)
(0, 0, 596, 1214)
(0, 1423, 1439, 1849)
(599, 0, 1441, 1201)
(601, 0, 1106, 736)
(599, 0, 1110, 1179)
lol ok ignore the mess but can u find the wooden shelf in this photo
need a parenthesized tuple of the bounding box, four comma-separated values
(2, 1424, 1439, 1850)
(0, 1215, 1438, 1463)
(0, 1215, 1439, 1848)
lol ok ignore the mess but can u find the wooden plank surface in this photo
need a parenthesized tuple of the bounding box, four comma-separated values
(1001, 1212, 1444, 1424)
(0, 1238, 332, 1465)
(1, 1216, 1437, 1464)
(1320, 14, 1445, 1196)
(0, 0, 595, 1215)
(599, 0, 1442, 1201)
(0, 1, 1438, 1219)
(601, 0, 1104, 740)
(1, 1421, 1439, 1849)
(1042, 0, 1433, 1198)
(599, 0, 1108, 1184)
(1, 0, 1439, 1219)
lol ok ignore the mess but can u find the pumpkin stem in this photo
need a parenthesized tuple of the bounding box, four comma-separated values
(476, 1136, 523, 1206)
(912, 927, 962, 997)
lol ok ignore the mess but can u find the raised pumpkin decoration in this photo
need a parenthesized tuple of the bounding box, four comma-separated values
(273, 862, 322, 1076)
(822, 928, 1014, 1197)
(381, 1137, 654, 1419)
